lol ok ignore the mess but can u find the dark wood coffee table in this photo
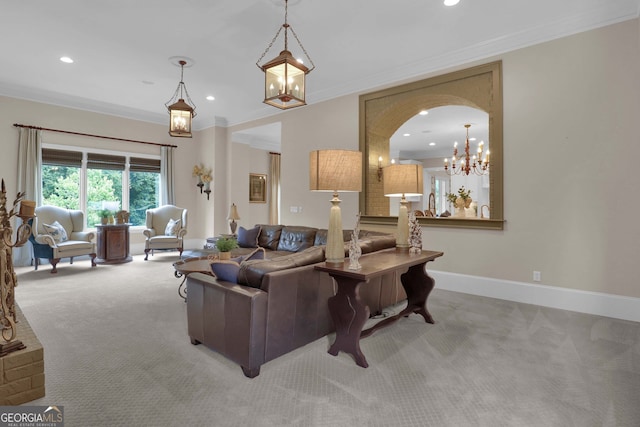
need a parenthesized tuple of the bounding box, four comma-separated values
(172, 255, 218, 301)
(315, 248, 443, 368)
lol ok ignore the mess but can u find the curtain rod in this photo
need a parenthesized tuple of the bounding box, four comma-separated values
(13, 123, 178, 148)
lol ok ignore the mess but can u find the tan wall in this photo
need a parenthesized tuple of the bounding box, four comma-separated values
(226, 18, 640, 299)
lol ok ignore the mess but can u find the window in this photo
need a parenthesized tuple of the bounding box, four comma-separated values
(42, 149, 82, 210)
(129, 157, 160, 226)
(42, 147, 160, 228)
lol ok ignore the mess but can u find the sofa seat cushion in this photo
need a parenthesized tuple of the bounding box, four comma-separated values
(148, 235, 180, 244)
(55, 240, 94, 253)
(238, 246, 325, 288)
(276, 226, 317, 252)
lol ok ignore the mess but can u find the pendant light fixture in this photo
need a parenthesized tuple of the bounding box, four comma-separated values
(165, 59, 197, 138)
(256, 0, 315, 109)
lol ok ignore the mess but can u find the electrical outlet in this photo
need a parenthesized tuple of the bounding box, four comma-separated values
(533, 271, 541, 282)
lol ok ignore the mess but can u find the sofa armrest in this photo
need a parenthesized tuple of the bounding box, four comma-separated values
(186, 273, 268, 374)
(34, 234, 56, 247)
(143, 229, 156, 239)
(177, 227, 187, 238)
(69, 231, 95, 242)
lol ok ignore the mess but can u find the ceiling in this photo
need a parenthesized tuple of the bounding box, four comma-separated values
(1, 0, 638, 133)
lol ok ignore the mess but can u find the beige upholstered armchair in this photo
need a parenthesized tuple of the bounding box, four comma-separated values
(143, 205, 188, 260)
(30, 205, 97, 273)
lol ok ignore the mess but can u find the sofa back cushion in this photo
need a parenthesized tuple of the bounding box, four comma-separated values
(257, 225, 283, 251)
(276, 226, 317, 252)
(238, 246, 325, 288)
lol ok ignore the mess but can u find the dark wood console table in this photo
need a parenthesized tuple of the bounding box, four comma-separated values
(315, 248, 443, 368)
(95, 224, 132, 264)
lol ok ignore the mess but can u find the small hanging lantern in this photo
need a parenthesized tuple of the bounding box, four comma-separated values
(257, 0, 314, 110)
(165, 59, 197, 137)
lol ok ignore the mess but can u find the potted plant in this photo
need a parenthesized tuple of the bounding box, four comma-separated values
(99, 209, 111, 225)
(215, 237, 238, 260)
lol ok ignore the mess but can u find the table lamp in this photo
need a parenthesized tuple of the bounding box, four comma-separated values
(383, 164, 424, 251)
(227, 203, 240, 235)
(309, 149, 362, 267)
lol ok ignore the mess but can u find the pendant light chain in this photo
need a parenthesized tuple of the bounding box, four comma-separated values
(255, 0, 314, 70)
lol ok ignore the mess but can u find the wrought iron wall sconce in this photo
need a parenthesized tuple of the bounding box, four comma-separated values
(377, 156, 383, 182)
(193, 164, 212, 200)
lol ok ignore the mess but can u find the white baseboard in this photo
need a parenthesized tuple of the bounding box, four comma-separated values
(430, 270, 640, 323)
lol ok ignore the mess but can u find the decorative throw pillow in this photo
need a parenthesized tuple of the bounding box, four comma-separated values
(237, 226, 261, 248)
(43, 221, 68, 243)
(165, 218, 181, 236)
(210, 260, 241, 283)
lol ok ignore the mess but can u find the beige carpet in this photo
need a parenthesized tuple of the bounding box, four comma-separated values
(14, 254, 640, 427)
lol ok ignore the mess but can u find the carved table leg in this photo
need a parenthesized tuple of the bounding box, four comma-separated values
(327, 275, 370, 368)
(361, 261, 436, 338)
(398, 262, 436, 324)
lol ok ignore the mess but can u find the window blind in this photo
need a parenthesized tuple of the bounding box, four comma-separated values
(130, 157, 160, 173)
(41, 148, 83, 167)
(86, 153, 126, 171)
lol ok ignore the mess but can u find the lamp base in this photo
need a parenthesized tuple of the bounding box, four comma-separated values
(230, 220, 238, 235)
(326, 193, 346, 266)
(325, 260, 345, 268)
(395, 246, 410, 253)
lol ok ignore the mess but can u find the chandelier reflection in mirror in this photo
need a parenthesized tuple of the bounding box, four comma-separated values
(165, 59, 197, 138)
(256, 0, 315, 109)
(444, 124, 490, 176)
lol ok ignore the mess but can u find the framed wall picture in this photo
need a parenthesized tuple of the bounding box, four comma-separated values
(249, 173, 267, 203)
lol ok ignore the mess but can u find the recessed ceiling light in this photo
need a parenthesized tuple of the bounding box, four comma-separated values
(444, 0, 460, 6)
(206, 95, 215, 101)
(419, 110, 428, 115)
(60, 56, 74, 64)
(403, 133, 410, 137)
(142, 80, 155, 85)
(429, 142, 436, 146)
(470, 137, 477, 141)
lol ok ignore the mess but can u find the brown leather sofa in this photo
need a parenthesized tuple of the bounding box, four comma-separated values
(186, 225, 404, 377)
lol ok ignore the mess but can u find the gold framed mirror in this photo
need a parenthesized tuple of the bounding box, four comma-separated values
(359, 61, 504, 230)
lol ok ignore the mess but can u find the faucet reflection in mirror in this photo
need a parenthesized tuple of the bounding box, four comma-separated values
(444, 124, 490, 176)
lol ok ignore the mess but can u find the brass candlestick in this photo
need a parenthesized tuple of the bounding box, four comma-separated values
(0, 179, 32, 356)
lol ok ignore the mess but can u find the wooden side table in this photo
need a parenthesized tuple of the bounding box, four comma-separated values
(315, 248, 444, 368)
(95, 224, 132, 264)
